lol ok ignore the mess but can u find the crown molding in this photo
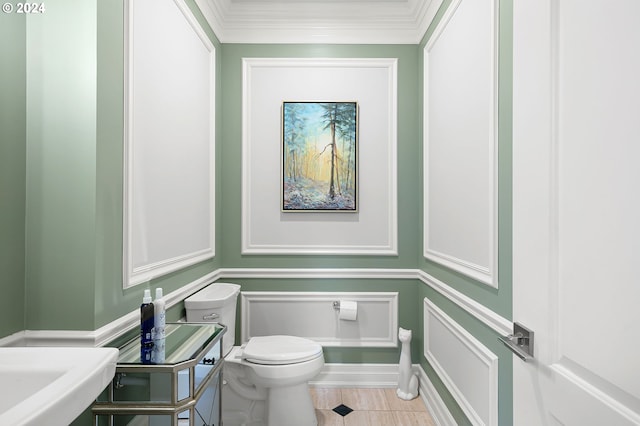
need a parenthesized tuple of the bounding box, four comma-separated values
(195, 0, 443, 44)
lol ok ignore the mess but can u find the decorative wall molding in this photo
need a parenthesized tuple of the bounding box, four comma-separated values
(423, 0, 499, 288)
(218, 267, 417, 280)
(2, 268, 510, 349)
(94, 269, 223, 347)
(122, 0, 216, 288)
(241, 291, 398, 347)
(195, 0, 444, 44)
(417, 270, 511, 336)
(242, 57, 398, 256)
(223, 268, 510, 337)
(424, 298, 499, 426)
(0, 269, 224, 348)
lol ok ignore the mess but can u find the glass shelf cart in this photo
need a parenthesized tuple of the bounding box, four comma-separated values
(92, 322, 225, 426)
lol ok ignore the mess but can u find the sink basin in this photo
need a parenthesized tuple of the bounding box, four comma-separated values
(0, 347, 119, 426)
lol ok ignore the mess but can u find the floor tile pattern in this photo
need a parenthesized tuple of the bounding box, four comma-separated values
(311, 388, 436, 426)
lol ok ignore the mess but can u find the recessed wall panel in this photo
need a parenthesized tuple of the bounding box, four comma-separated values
(424, 298, 498, 426)
(242, 58, 398, 255)
(123, 0, 216, 288)
(423, 0, 498, 286)
(241, 291, 398, 347)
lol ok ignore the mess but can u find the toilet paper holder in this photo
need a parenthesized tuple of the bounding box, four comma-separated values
(332, 300, 358, 321)
(332, 301, 356, 310)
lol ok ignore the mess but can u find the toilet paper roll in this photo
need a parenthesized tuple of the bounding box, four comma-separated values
(338, 300, 358, 321)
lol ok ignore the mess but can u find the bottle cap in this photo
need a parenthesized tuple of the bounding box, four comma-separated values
(143, 289, 152, 304)
(155, 288, 163, 300)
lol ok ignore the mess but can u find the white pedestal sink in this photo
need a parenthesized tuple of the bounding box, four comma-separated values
(0, 347, 118, 426)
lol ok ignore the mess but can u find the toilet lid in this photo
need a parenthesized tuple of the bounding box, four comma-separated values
(242, 335, 323, 365)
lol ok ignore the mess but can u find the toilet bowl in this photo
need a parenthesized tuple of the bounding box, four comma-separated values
(225, 336, 324, 426)
(185, 283, 325, 426)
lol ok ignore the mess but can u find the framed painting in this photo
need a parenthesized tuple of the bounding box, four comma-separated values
(282, 101, 358, 212)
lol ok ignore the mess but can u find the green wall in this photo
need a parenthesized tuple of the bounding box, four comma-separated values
(220, 44, 421, 270)
(25, 0, 98, 330)
(0, 0, 224, 334)
(415, 0, 514, 424)
(0, 12, 27, 338)
(217, 43, 423, 365)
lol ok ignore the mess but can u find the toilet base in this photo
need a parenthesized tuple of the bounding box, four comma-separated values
(221, 383, 318, 426)
(267, 383, 317, 426)
(222, 346, 323, 426)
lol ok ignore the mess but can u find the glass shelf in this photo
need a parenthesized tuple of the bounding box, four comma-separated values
(115, 323, 224, 366)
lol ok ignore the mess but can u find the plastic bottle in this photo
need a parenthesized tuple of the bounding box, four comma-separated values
(152, 288, 166, 364)
(140, 289, 155, 364)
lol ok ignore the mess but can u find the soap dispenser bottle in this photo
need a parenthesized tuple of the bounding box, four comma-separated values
(140, 289, 154, 364)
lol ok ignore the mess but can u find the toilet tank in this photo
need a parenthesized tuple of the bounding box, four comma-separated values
(185, 283, 241, 356)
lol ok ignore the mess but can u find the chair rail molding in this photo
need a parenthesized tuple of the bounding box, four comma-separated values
(1, 268, 512, 349)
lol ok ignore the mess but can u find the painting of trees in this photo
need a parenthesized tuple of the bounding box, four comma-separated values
(282, 101, 358, 211)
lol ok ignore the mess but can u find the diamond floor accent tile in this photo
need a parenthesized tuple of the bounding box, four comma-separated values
(332, 404, 354, 417)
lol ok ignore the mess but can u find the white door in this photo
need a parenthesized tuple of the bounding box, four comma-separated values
(512, 0, 640, 425)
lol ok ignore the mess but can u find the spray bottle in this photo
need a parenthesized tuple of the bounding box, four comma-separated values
(140, 289, 154, 364)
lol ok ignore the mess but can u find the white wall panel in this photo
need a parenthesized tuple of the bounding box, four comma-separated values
(424, 298, 498, 426)
(123, 0, 215, 288)
(241, 291, 398, 347)
(423, 0, 498, 287)
(242, 58, 397, 255)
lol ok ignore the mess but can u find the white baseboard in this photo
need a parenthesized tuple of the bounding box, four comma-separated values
(0, 331, 26, 347)
(0, 330, 96, 347)
(310, 363, 400, 388)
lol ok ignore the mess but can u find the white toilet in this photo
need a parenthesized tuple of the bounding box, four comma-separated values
(185, 283, 324, 426)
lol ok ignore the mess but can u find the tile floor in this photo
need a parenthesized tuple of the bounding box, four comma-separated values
(310, 387, 436, 426)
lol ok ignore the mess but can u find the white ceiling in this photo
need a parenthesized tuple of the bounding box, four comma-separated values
(194, 0, 443, 44)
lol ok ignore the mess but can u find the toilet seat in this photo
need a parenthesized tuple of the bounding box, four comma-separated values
(242, 335, 323, 365)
